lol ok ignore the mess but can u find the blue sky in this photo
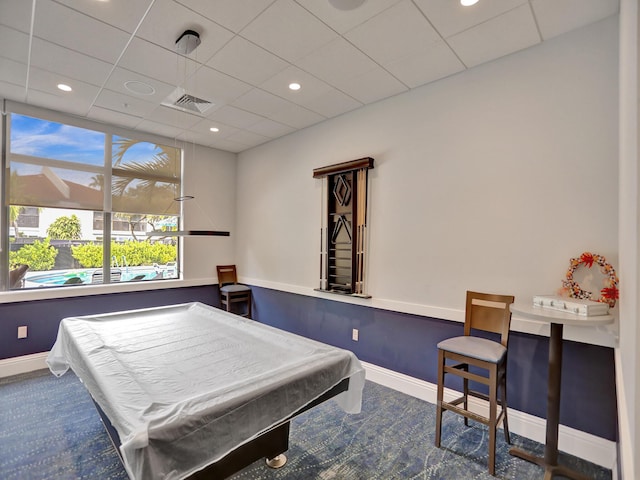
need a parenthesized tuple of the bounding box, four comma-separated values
(10, 114, 106, 166)
(9, 114, 173, 167)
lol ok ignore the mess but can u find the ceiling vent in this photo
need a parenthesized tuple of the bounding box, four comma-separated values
(161, 87, 214, 115)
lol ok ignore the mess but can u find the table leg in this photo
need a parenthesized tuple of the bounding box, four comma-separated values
(509, 323, 591, 480)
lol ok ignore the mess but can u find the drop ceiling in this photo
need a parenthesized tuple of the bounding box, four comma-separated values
(0, 0, 619, 153)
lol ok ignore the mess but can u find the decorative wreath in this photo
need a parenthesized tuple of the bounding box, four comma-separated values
(560, 252, 619, 307)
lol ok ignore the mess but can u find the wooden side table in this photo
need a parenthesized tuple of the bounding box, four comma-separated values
(508, 304, 614, 480)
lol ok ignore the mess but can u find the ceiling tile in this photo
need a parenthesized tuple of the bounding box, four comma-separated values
(176, 128, 223, 147)
(345, 1, 442, 67)
(414, 0, 528, 38)
(447, 3, 541, 68)
(531, 0, 619, 40)
(0, 0, 32, 33)
(335, 66, 408, 104)
(383, 41, 464, 88)
(295, 0, 402, 34)
(260, 65, 363, 116)
(206, 36, 290, 86)
(0, 0, 618, 154)
(206, 138, 250, 152)
(268, 101, 326, 128)
(205, 105, 265, 129)
(0, 80, 28, 103)
(224, 129, 270, 147)
(30, 38, 113, 88)
(0, 26, 30, 64)
(230, 88, 288, 117)
(191, 118, 241, 140)
(299, 87, 363, 118)
(53, 0, 155, 34)
(231, 88, 324, 128)
(104, 67, 176, 104)
(145, 103, 203, 129)
(246, 118, 296, 138)
(0, 57, 27, 88)
(176, 0, 276, 33)
(259, 65, 332, 103)
(26, 66, 100, 110)
(296, 37, 386, 87)
(93, 89, 159, 118)
(26, 82, 97, 116)
(136, 0, 235, 63)
(33, 1, 130, 64)
(240, 0, 338, 63)
(134, 118, 187, 139)
(189, 65, 253, 106)
(87, 105, 144, 129)
(118, 37, 197, 87)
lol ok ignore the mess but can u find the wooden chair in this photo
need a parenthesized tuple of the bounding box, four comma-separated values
(435, 290, 515, 475)
(216, 265, 252, 318)
(9, 264, 29, 289)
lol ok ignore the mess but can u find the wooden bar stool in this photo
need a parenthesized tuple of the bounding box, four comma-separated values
(216, 265, 252, 318)
(435, 290, 515, 475)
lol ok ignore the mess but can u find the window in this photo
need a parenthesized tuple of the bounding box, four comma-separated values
(3, 109, 181, 290)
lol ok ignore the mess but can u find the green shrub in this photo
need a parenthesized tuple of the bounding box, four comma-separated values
(9, 238, 57, 271)
(47, 214, 82, 240)
(71, 241, 177, 268)
(70, 242, 103, 268)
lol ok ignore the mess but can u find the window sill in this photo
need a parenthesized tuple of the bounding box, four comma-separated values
(314, 288, 372, 299)
(0, 277, 213, 304)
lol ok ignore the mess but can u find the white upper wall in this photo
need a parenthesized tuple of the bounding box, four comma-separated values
(236, 16, 619, 323)
(181, 143, 237, 281)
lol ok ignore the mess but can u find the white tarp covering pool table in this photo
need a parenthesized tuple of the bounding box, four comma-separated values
(47, 302, 365, 480)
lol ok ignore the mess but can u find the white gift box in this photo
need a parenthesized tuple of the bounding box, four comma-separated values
(532, 295, 610, 316)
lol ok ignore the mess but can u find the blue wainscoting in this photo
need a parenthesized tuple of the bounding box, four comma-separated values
(0, 285, 217, 360)
(250, 286, 617, 442)
(0, 283, 617, 442)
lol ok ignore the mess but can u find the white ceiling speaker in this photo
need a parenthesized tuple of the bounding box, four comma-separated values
(328, 0, 366, 11)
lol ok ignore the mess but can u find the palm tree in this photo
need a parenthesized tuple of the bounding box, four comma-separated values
(89, 173, 104, 190)
(9, 206, 23, 238)
(111, 137, 181, 215)
(112, 138, 179, 194)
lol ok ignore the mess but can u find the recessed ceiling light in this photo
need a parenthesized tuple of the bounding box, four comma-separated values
(328, 0, 365, 11)
(289, 83, 301, 91)
(210, 127, 220, 133)
(461, 0, 479, 6)
(124, 80, 155, 96)
(57, 83, 72, 92)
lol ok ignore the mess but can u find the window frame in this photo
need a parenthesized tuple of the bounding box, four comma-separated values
(1, 101, 184, 292)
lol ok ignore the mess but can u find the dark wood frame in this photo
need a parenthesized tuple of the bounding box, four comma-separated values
(313, 157, 373, 297)
(94, 378, 350, 479)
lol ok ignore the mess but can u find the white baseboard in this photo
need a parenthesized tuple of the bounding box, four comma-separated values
(362, 361, 617, 471)
(0, 352, 49, 378)
(0, 353, 616, 472)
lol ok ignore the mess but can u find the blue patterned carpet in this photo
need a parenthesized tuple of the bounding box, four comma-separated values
(0, 369, 611, 480)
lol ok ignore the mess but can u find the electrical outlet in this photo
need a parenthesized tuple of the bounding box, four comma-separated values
(352, 328, 359, 341)
(17, 326, 28, 339)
